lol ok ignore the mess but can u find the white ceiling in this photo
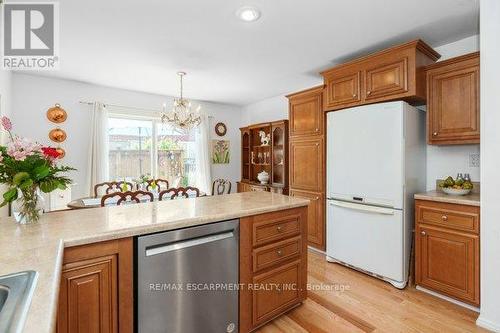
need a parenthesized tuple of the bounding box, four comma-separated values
(29, 0, 479, 105)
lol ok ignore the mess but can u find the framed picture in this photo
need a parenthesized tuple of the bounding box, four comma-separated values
(212, 140, 230, 164)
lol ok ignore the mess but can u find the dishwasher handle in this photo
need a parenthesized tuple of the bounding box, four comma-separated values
(145, 231, 235, 257)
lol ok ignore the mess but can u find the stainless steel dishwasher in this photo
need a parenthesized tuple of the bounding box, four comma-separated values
(137, 219, 239, 333)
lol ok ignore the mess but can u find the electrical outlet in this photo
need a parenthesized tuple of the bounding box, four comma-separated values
(469, 153, 480, 167)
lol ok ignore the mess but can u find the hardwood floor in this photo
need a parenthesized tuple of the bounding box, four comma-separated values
(257, 250, 488, 333)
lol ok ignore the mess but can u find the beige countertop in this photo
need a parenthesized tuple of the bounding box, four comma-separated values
(414, 190, 480, 206)
(0, 192, 309, 333)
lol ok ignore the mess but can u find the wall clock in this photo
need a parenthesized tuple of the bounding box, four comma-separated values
(215, 122, 227, 136)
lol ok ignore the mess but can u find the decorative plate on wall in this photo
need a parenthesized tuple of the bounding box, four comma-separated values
(215, 122, 227, 136)
(49, 128, 67, 143)
(46, 103, 67, 123)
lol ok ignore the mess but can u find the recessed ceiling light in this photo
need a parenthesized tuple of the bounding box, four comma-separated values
(236, 6, 261, 22)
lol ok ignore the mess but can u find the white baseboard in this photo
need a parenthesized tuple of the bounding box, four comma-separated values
(415, 285, 480, 312)
(477, 316, 500, 332)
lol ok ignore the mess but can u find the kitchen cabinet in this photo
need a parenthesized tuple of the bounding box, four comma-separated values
(240, 207, 308, 332)
(321, 39, 440, 111)
(426, 52, 480, 145)
(290, 189, 325, 250)
(57, 238, 133, 333)
(415, 200, 480, 306)
(289, 137, 324, 192)
(287, 86, 326, 251)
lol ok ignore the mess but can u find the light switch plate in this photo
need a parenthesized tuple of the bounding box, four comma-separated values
(469, 153, 480, 167)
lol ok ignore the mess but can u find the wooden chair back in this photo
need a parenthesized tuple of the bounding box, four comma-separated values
(100, 190, 154, 207)
(212, 179, 231, 195)
(144, 179, 169, 191)
(158, 186, 200, 200)
(94, 181, 133, 197)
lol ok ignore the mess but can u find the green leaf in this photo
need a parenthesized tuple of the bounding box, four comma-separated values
(13, 172, 30, 186)
(3, 187, 18, 202)
(40, 179, 59, 193)
(33, 165, 50, 180)
(19, 178, 33, 190)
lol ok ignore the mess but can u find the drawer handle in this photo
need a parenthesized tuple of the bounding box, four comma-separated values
(367, 91, 372, 95)
(441, 215, 448, 221)
(421, 231, 426, 236)
(315, 128, 319, 132)
(352, 94, 357, 98)
(276, 249, 283, 257)
(433, 132, 438, 136)
(276, 225, 283, 232)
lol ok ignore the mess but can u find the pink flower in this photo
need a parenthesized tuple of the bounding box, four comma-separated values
(0, 155, 3, 163)
(6, 136, 42, 161)
(1, 116, 12, 131)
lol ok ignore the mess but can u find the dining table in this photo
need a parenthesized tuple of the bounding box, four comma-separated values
(67, 191, 207, 209)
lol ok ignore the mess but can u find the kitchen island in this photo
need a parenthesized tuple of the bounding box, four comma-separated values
(0, 192, 309, 333)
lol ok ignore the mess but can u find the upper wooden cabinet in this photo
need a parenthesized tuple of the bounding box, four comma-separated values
(287, 86, 324, 137)
(426, 52, 480, 145)
(321, 40, 440, 111)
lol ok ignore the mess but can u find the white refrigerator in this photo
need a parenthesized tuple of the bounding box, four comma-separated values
(326, 101, 426, 288)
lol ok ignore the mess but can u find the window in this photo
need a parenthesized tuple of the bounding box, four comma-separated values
(107, 115, 197, 187)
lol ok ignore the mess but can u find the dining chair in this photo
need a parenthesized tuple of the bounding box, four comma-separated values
(100, 190, 154, 207)
(94, 181, 134, 197)
(211, 179, 231, 195)
(159, 187, 201, 200)
(144, 179, 169, 191)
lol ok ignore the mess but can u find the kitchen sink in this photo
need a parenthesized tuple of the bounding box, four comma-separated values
(0, 271, 38, 333)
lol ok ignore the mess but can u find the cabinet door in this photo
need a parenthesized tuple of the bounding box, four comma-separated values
(289, 138, 324, 192)
(58, 255, 117, 333)
(289, 93, 322, 137)
(428, 64, 480, 144)
(324, 71, 361, 110)
(57, 238, 133, 333)
(415, 224, 479, 306)
(364, 57, 408, 100)
(290, 189, 325, 250)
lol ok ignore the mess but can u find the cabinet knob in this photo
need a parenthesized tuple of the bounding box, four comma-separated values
(315, 197, 319, 200)
(315, 143, 319, 146)
(433, 132, 438, 136)
(315, 128, 319, 132)
(441, 215, 448, 221)
(367, 91, 372, 95)
(277, 225, 283, 232)
(421, 231, 426, 236)
(352, 94, 357, 98)
(276, 249, 283, 257)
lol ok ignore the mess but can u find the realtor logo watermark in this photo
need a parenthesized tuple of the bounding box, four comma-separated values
(1, 2, 59, 70)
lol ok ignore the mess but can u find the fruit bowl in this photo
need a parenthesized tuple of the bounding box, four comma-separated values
(442, 187, 472, 196)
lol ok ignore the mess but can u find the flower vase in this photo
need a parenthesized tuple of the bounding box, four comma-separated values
(12, 187, 45, 224)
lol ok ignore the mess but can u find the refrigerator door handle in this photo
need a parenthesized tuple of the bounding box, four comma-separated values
(329, 200, 395, 215)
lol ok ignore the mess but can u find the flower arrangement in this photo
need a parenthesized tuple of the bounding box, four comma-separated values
(0, 116, 75, 223)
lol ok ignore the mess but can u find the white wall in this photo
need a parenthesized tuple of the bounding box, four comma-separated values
(0, 69, 12, 217)
(425, 35, 480, 189)
(477, 1, 500, 331)
(11, 73, 242, 199)
(242, 95, 289, 125)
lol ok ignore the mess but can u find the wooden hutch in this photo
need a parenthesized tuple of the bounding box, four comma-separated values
(237, 120, 289, 194)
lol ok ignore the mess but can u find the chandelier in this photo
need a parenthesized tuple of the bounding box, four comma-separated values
(161, 71, 201, 131)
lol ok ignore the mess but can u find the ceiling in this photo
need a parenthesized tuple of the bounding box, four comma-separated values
(27, 0, 479, 105)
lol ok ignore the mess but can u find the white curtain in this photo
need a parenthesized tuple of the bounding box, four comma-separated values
(194, 110, 212, 194)
(86, 102, 109, 196)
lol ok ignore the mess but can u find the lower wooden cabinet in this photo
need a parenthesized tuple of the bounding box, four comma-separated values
(415, 200, 480, 306)
(290, 189, 325, 250)
(240, 207, 308, 333)
(57, 238, 133, 333)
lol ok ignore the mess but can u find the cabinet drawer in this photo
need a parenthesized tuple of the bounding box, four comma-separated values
(416, 200, 479, 234)
(253, 236, 302, 272)
(252, 260, 301, 326)
(252, 213, 301, 247)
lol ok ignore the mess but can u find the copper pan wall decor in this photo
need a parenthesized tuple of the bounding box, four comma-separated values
(49, 128, 67, 143)
(46, 103, 67, 123)
(55, 147, 66, 159)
